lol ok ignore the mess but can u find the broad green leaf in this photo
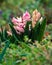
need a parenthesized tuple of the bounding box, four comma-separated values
(31, 17, 46, 42)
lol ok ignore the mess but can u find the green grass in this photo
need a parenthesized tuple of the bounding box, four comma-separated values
(0, 35, 52, 65)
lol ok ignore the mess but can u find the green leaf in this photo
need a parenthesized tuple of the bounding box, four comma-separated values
(1, 28, 8, 42)
(32, 17, 46, 42)
(0, 40, 10, 61)
(24, 21, 32, 38)
(31, 21, 41, 42)
(38, 17, 46, 42)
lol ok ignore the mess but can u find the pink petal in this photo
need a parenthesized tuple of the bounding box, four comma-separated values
(12, 17, 18, 25)
(14, 26, 24, 33)
(12, 17, 22, 25)
(17, 17, 22, 23)
(16, 23, 25, 28)
(16, 30, 21, 35)
(35, 12, 41, 21)
(23, 11, 31, 21)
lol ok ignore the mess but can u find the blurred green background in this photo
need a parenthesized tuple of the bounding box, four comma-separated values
(0, 0, 52, 24)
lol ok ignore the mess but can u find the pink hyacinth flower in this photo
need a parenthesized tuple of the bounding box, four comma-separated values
(12, 11, 31, 35)
(22, 11, 31, 22)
